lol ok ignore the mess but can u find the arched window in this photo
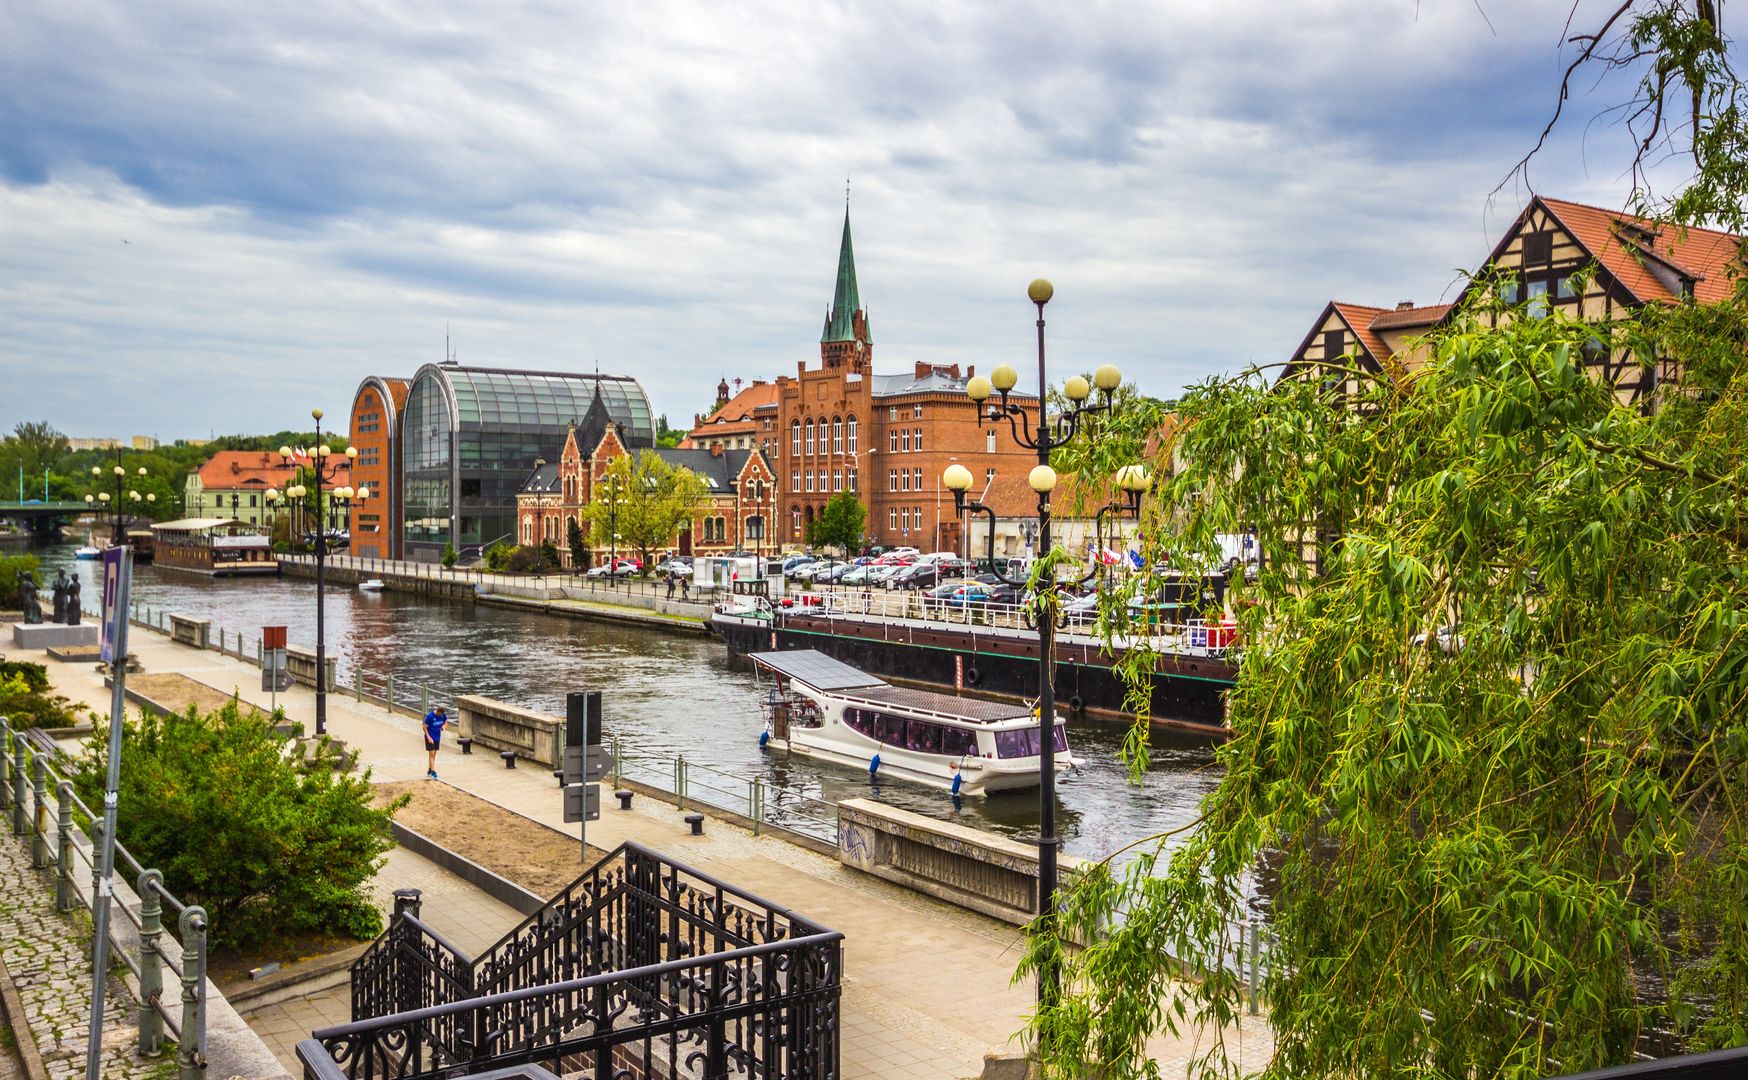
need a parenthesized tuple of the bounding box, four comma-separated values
(832, 417, 843, 454)
(805, 420, 815, 455)
(846, 416, 858, 453)
(791, 421, 801, 456)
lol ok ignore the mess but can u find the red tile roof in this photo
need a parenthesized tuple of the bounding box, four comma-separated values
(1536, 197, 1742, 305)
(1369, 303, 1452, 330)
(681, 381, 780, 448)
(194, 451, 350, 489)
(1330, 302, 1391, 367)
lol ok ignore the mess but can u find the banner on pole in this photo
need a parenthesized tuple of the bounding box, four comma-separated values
(99, 547, 125, 663)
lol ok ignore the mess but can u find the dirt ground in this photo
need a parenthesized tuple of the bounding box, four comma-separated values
(375, 780, 606, 898)
(127, 672, 268, 718)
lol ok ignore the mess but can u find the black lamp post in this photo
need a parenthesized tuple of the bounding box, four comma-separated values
(85, 458, 154, 546)
(269, 410, 361, 737)
(603, 476, 621, 582)
(940, 278, 1128, 1014)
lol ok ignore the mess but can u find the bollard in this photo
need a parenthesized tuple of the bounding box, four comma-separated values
(178, 907, 207, 1080)
(684, 812, 705, 835)
(137, 870, 165, 1055)
(55, 783, 74, 911)
(615, 789, 633, 810)
(675, 754, 687, 810)
(30, 755, 48, 868)
(458, 737, 473, 755)
(501, 751, 517, 769)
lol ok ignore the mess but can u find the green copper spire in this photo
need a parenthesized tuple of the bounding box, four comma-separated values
(821, 208, 866, 343)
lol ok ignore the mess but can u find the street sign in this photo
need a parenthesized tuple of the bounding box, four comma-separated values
(99, 547, 125, 663)
(563, 746, 613, 784)
(566, 691, 602, 748)
(563, 782, 601, 823)
(261, 626, 292, 693)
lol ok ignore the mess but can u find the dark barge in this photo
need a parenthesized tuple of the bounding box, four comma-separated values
(710, 606, 1235, 736)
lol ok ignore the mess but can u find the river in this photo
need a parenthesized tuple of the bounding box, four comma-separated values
(39, 546, 1222, 862)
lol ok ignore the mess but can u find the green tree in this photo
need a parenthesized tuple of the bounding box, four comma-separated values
(0, 553, 40, 607)
(805, 490, 865, 558)
(566, 516, 588, 569)
(1027, 7, 1748, 1075)
(0, 421, 69, 494)
(581, 452, 709, 572)
(441, 543, 458, 569)
(655, 414, 685, 449)
(73, 700, 404, 948)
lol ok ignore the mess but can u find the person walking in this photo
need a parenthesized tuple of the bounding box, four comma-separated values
(423, 705, 450, 779)
(666, 573, 676, 599)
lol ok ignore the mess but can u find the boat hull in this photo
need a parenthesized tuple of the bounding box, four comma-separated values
(717, 612, 1233, 735)
(771, 736, 1065, 796)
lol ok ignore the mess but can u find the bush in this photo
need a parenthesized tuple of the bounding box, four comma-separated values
(72, 700, 406, 948)
(441, 544, 458, 569)
(0, 554, 40, 608)
(0, 661, 80, 728)
(483, 541, 515, 572)
(540, 541, 561, 571)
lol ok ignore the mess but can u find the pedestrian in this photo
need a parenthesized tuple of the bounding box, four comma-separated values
(423, 705, 450, 779)
(666, 574, 676, 599)
(680, 577, 691, 601)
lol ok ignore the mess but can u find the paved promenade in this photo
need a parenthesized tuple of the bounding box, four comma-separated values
(48, 626, 1274, 1079)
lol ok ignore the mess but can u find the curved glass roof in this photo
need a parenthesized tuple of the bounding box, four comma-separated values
(432, 366, 654, 444)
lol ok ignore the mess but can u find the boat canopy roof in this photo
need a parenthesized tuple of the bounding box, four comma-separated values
(749, 650, 886, 692)
(750, 649, 1038, 725)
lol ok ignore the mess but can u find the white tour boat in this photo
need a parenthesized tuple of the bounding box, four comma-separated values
(750, 650, 1078, 796)
(74, 545, 102, 560)
(358, 579, 386, 592)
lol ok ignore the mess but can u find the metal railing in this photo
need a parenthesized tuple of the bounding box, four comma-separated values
(277, 553, 729, 606)
(0, 718, 208, 1078)
(301, 841, 842, 1080)
(607, 740, 841, 846)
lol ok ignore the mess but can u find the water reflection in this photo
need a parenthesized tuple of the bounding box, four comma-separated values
(44, 546, 1221, 861)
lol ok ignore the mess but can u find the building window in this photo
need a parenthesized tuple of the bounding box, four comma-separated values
(832, 418, 843, 454)
(889, 430, 898, 452)
(805, 421, 815, 455)
(986, 468, 996, 483)
(791, 421, 801, 456)
(806, 471, 814, 492)
(833, 470, 842, 492)
(913, 468, 922, 490)
(791, 469, 800, 491)
(847, 416, 858, 453)
(888, 469, 897, 491)
(913, 403, 923, 419)
(986, 430, 996, 453)
(901, 430, 911, 452)
(889, 507, 897, 530)
(913, 427, 923, 452)
(792, 508, 801, 533)
(901, 470, 910, 492)
(889, 406, 898, 420)
(847, 470, 857, 492)
(1522, 231, 1553, 264)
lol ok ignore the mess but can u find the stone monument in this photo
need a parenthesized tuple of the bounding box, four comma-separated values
(18, 572, 42, 624)
(11, 570, 98, 650)
(51, 570, 69, 624)
(65, 576, 81, 626)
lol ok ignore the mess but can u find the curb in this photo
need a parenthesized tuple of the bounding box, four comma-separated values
(388, 821, 545, 916)
(0, 954, 51, 1080)
(221, 941, 371, 1010)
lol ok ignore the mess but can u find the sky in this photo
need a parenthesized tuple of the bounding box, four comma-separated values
(0, 1, 1697, 441)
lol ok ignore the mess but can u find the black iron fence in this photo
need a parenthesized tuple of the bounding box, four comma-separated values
(299, 841, 843, 1079)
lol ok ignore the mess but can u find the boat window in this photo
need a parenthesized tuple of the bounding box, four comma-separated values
(993, 725, 1069, 758)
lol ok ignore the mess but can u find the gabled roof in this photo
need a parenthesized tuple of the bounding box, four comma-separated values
(1369, 303, 1452, 331)
(654, 447, 768, 493)
(1507, 197, 1742, 305)
(519, 462, 559, 494)
(686, 381, 780, 445)
(1332, 302, 1391, 368)
(193, 451, 318, 490)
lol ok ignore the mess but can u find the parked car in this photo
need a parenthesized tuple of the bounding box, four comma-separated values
(781, 554, 816, 574)
(888, 563, 942, 591)
(585, 558, 639, 578)
(837, 565, 877, 586)
(654, 557, 693, 578)
(812, 562, 855, 584)
(942, 582, 1017, 609)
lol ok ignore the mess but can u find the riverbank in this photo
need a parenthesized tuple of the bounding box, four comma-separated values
(35, 625, 1273, 1078)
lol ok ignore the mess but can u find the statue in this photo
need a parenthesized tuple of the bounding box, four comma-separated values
(18, 572, 42, 624)
(51, 570, 69, 623)
(64, 576, 81, 626)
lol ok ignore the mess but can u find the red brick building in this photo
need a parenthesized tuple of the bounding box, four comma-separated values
(346, 376, 409, 559)
(691, 209, 1039, 552)
(518, 388, 777, 565)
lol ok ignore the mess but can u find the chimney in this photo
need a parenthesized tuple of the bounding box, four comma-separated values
(916, 362, 930, 379)
(1396, 300, 1415, 310)
(710, 442, 723, 457)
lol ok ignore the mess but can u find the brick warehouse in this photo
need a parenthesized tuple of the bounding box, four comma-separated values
(691, 208, 1041, 551)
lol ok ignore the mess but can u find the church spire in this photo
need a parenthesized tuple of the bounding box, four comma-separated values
(821, 207, 866, 344)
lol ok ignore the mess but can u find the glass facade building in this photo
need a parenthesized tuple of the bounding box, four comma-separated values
(401, 363, 655, 560)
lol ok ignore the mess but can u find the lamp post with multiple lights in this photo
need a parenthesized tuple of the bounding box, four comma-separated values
(85, 460, 155, 546)
(940, 278, 1133, 1014)
(266, 408, 361, 737)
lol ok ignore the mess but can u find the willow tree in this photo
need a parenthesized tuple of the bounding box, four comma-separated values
(1023, 5, 1748, 1076)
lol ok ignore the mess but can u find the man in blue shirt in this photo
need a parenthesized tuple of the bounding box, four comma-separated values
(424, 705, 450, 779)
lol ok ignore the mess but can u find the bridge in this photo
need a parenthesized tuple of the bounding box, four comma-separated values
(0, 500, 137, 542)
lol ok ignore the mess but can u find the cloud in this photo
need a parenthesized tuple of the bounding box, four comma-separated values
(0, 0, 1697, 438)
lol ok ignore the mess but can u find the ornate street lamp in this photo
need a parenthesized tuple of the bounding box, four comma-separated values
(941, 278, 1126, 1014)
(269, 409, 360, 737)
(87, 460, 151, 546)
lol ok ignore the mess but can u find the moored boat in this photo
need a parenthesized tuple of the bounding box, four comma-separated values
(73, 545, 101, 560)
(750, 649, 1077, 796)
(358, 579, 386, 592)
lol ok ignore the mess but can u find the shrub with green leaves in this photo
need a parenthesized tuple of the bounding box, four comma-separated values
(0, 661, 80, 728)
(73, 700, 406, 948)
(0, 554, 40, 609)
